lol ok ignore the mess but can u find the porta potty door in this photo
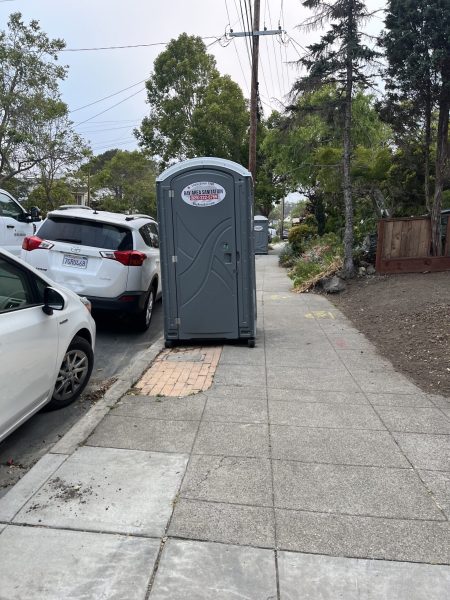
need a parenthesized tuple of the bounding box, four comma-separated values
(167, 170, 239, 339)
(254, 216, 269, 254)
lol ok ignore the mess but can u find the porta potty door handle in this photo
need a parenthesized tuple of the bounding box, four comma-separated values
(224, 252, 232, 264)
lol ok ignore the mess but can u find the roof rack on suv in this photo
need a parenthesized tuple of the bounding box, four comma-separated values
(57, 205, 93, 211)
(125, 214, 153, 221)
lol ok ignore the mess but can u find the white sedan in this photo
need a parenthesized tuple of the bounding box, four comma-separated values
(0, 249, 96, 442)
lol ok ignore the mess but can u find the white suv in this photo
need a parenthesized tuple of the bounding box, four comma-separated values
(21, 206, 161, 330)
(0, 188, 41, 255)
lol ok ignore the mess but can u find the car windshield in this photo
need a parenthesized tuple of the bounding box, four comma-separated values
(38, 217, 133, 251)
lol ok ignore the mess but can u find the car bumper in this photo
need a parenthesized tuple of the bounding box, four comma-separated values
(87, 292, 146, 313)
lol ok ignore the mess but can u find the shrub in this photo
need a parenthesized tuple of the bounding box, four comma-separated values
(288, 223, 319, 254)
(303, 214, 319, 228)
(286, 233, 343, 290)
(290, 260, 324, 287)
(278, 243, 298, 268)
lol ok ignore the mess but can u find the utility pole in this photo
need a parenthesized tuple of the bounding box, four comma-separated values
(87, 167, 91, 207)
(228, 2, 282, 184)
(248, 0, 261, 183)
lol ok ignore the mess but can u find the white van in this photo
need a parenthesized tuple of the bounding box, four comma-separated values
(0, 189, 41, 256)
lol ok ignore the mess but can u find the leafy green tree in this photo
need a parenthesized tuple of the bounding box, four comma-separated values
(28, 178, 74, 213)
(0, 13, 67, 184)
(86, 149, 120, 176)
(381, 1, 438, 211)
(191, 75, 248, 162)
(32, 115, 90, 211)
(254, 119, 288, 217)
(136, 34, 218, 166)
(264, 87, 392, 236)
(294, 0, 379, 276)
(92, 150, 157, 215)
(383, 0, 450, 255)
(136, 34, 249, 167)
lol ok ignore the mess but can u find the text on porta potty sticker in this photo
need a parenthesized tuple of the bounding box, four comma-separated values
(181, 181, 226, 207)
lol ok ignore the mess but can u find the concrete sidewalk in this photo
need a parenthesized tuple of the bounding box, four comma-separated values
(0, 252, 449, 599)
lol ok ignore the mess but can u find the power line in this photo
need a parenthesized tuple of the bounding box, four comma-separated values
(261, 0, 276, 94)
(231, 38, 250, 94)
(279, 0, 291, 92)
(60, 37, 218, 52)
(79, 119, 139, 124)
(89, 134, 138, 147)
(246, 0, 253, 31)
(267, 0, 283, 97)
(91, 139, 137, 152)
(74, 88, 146, 127)
(243, 0, 253, 44)
(259, 54, 271, 104)
(277, 32, 286, 94)
(224, 0, 232, 25)
(234, 0, 252, 67)
(70, 78, 148, 114)
(77, 123, 140, 134)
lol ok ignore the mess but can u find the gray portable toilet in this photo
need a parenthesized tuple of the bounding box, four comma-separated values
(254, 215, 269, 254)
(156, 157, 256, 347)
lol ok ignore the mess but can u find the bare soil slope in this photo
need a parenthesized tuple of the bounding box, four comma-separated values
(328, 272, 450, 397)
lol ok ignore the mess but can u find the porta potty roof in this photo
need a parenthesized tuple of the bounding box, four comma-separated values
(156, 157, 251, 182)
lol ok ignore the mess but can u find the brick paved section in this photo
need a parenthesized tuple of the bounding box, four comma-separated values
(135, 346, 222, 397)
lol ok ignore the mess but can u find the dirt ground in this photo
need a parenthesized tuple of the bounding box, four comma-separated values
(328, 271, 450, 398)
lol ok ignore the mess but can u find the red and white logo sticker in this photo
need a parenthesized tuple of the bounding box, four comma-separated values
(181, 181, 226, 207)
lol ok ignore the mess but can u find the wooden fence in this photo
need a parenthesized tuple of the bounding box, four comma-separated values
(376, 216, 450, 274)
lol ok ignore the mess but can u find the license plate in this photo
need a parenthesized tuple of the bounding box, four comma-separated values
(62, 254, 88, 269)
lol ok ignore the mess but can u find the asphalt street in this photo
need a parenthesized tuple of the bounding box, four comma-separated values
(0, 301, 164, 497)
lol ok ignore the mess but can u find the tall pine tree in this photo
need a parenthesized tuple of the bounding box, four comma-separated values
(294, 0, 378, 276)
(384, 0, 450, 255)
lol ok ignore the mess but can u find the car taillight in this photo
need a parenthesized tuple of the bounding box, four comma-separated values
(100, 250, 147, 266)
(22, 236, 54, 251)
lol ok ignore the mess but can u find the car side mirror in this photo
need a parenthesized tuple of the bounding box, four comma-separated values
(30, 206, 41, 222)
(42, 287, 65, 315)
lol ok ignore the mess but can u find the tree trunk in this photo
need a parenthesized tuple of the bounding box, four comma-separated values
(431, 71, 450, 256)
(342, 51, 354, 276)
(424, 87, 432, 213)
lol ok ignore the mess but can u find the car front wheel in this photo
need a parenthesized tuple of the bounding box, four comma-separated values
(46, 336, 94, 410)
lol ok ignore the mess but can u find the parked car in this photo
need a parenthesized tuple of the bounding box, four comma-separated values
(0, 188, 41, 255)
(0, 248, 96, 442)
(21, 206, 162, 331)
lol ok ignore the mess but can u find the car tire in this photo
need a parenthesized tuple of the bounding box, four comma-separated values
(135, 285, 155, 332)
(45, 336, 94, 411)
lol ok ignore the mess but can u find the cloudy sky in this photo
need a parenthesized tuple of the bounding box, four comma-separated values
(0, 0, 385, 156)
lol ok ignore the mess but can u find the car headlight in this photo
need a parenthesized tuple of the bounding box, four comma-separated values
(79, 296, 92, 313)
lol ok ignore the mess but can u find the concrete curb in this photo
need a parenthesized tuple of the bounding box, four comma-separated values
(50, 336, 165, 456)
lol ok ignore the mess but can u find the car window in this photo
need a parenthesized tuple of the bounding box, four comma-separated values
(0, 192, 23, 220)
(0, 257, 35, 312)
(38, 217, 133, 250)
(139, 223, 159, 248)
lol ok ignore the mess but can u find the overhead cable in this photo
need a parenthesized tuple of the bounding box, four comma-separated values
(74, 88, 146, 127)
(60, 36, 218, 52)
(70, 78, 148, 113)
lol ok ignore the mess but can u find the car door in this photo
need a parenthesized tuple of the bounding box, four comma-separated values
(138, 222, 161, 294)
(0, 254, 59, 441)
(0, 190, 33, 256)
